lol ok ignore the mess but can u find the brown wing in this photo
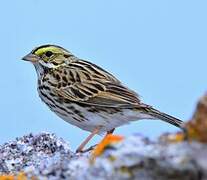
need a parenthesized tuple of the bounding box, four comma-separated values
(54, 60, 141, 108)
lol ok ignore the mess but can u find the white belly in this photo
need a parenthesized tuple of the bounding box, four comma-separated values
(52, 103, 153, 133)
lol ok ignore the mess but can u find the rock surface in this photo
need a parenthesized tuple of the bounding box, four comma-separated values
(0, 132, 206, 180)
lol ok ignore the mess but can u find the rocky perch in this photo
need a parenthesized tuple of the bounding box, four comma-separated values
(0, 93, 207, 180)
(0, 132, 206, 180)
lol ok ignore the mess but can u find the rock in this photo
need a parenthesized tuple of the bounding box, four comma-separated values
(0, 132, 206, 180)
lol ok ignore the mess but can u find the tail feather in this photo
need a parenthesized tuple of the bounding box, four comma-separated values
(141, 105, 184, 128)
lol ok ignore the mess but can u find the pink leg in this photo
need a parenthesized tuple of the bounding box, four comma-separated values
(78, 128, 116, 153)
(76, 127, 100, 153)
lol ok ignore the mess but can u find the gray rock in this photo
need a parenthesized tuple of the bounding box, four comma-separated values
(0, 132, 206, 180)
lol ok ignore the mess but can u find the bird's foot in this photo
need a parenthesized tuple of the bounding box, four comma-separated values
(76, 144, 97, 153)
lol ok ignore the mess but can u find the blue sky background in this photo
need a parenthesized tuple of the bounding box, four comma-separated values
(0, 0, 206, 150)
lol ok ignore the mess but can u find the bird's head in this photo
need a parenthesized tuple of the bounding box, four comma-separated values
(22, 44, 75, 76)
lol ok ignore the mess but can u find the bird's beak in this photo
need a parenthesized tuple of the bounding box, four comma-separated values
(22, 53, 39, 63)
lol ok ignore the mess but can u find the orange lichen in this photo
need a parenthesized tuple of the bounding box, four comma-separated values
(161, 92, 207, 143)
(160, 132, 185, 142)
(91, 134, 124, 161)
(0, 175, 14, 180)
(0, 172, 37, 180)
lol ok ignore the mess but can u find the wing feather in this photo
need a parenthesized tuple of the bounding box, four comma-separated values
(54, 60, 141, 108)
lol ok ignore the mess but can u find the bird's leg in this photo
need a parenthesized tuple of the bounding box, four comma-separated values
(79, 128, 115, 153)
(80, 144, 97, 153)
(76, 127, 100, 153)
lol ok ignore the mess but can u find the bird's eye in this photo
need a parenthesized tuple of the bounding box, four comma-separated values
(45, 51, 53, 57)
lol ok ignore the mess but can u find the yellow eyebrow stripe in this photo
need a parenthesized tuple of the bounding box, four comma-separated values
(34, 46, 62, 56)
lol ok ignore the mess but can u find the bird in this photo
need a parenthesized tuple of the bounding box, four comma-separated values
(22, 44, 184, 152)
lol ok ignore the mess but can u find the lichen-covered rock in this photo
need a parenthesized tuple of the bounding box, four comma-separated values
(0, 132, 206, 180)
(0, 133, 74, 175)
(84, 135, 206, 180)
